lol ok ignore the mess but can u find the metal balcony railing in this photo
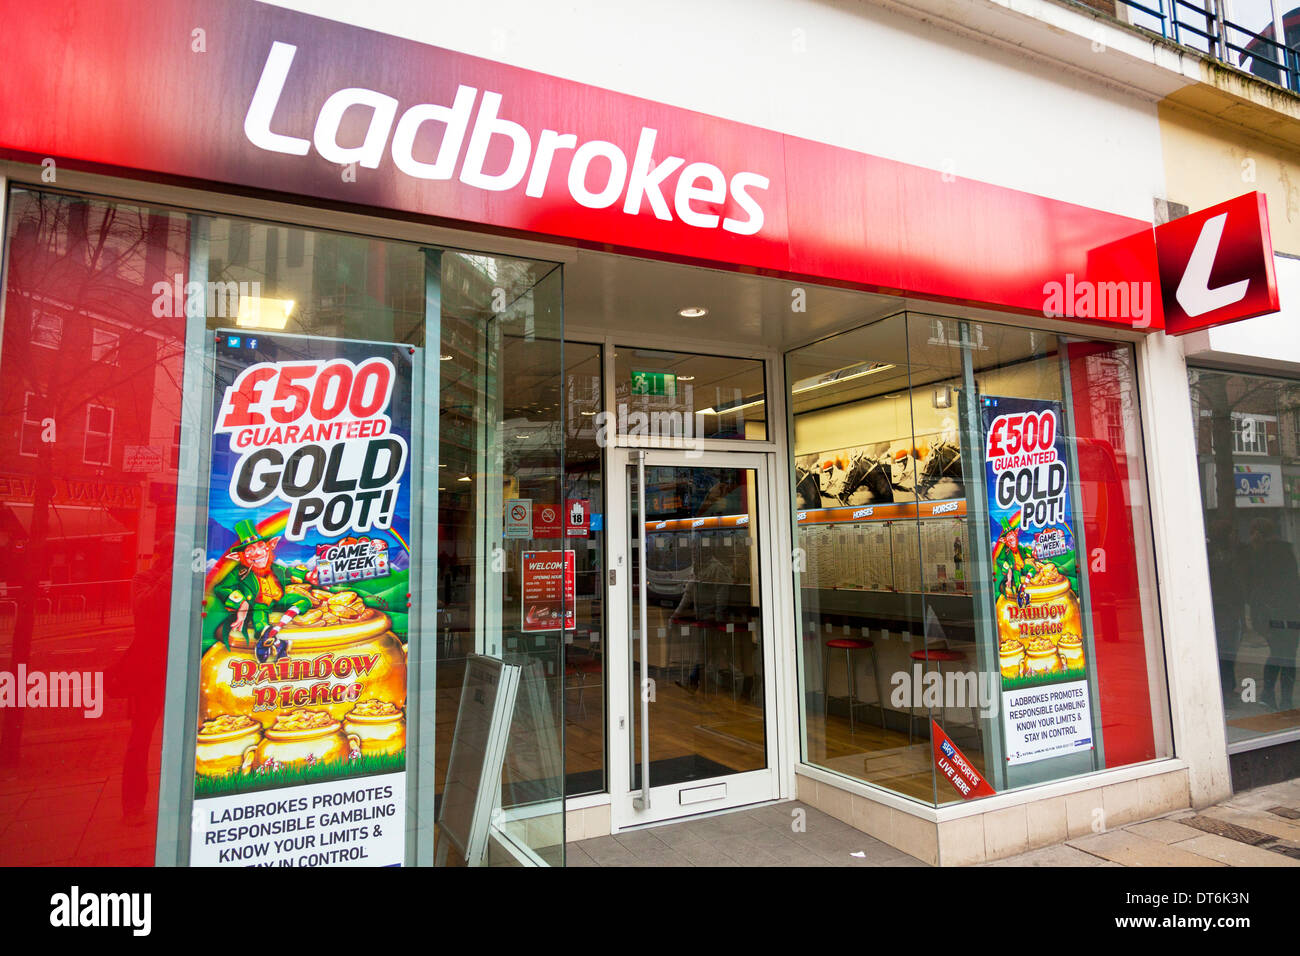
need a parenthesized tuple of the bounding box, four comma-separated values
(1119, 0, 1300, 92)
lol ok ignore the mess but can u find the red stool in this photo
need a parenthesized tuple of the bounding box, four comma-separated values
(907, 647, 967, 744)
(823, 637, 884, 733)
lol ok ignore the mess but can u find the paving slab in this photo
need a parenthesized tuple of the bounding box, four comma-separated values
(746, 801, 811, 828)
(646, 820, 713, 848)
(1125, 817, 1217, 844)
(1202, 805, 1300, 844)
(565, 843, 599, 867)
(984, 844, 1110, 866)
(740, 824, 802, 849)
(808, 832, 906, 864)
(759, 840, 835, 866)
(1066, 830, 1226, 867)
(676, 839, 742, 867)
(876, 855, 930, 866)
(578, 834, 638, 866)
(1173, 833, 1300, 867)
(612, 828, 670, 855)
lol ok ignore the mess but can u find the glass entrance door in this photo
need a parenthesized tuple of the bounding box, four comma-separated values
(607, 449, 780, 828)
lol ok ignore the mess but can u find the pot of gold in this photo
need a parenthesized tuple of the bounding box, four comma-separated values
(1023, 637, 1062, 677)
(241, 709, 361, 774)
(1057, 632, 1085, 672)
(200, 587, 406, 729)
(195, 714, 263, 778)
(343, 698, 406, 757)
(998, 639, 1025, 680)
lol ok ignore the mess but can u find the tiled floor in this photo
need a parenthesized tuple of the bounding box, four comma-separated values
(567, 800, 928, 867)
(569, 778, 1300, 867)
(988, 777, 1300, 867)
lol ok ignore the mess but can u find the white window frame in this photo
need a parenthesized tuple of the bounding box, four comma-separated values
(90, 327, 120, 364)
(19, 390, 46, 458)
(82, 402, 114, 466)
(1231, 410, 1274, 456)
(31, 308, 63, 349)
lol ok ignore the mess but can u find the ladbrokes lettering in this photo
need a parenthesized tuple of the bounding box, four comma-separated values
(244, 41, 771, 236)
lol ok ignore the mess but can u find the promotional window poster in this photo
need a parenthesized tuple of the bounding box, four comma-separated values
(191, 331, 413, 866)
(792, 431, 964, 509)
(981, 396, 1095, 766)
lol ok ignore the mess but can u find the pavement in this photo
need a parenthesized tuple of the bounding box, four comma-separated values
(987, 777, 1300, 867)
(569, 778, 1300, 866)
(567, 800, 928, 867)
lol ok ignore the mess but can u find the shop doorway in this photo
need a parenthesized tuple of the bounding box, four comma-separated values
(606, 448, 781, 829)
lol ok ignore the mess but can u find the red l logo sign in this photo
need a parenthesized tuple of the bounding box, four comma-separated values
(1175, 213, 1249, 318)
(1155, 192, 1280, 335)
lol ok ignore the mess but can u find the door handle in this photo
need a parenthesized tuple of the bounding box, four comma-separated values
(633, 450, 651, 811)
(608, 568, 616, 587)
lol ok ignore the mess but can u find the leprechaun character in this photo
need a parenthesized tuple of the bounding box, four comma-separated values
(212, 520, 314, 661)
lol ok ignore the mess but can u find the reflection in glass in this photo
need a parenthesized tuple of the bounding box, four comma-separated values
(434, 253, 566, 865)
(1191, 368, 1300, 746)
(613, 347, 766, 441)
(789, 312, 1167, 806)
(0, 188, 191, 864)
(630, 464, 766, 790)
(563, 343, 606, 797)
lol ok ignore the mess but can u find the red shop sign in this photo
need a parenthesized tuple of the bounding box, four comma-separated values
(1155, 191, 1280, 335)
(0, 0, 1160, 326)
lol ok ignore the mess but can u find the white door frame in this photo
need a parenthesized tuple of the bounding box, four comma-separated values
(606, 445, 783, 830)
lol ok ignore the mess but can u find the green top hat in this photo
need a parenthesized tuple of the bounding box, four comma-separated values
(225, 518, 278, 554)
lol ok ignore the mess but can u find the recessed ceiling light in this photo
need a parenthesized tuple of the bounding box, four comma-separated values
(677, 375, 695, 381)
(441, 354, 453, 361)
(677, 306, 708, 319)
(458, 475, 472, 482)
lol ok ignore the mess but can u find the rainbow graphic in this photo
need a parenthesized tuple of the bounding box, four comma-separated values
(203, 509, 413, 595)
(990, 509, 1023, 564)
(203, 509, 291, 592)
(388, 527, 412, 557)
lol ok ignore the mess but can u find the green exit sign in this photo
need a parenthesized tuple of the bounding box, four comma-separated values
(630, 370, 677, 397)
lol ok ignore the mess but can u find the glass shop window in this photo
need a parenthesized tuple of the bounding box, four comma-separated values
(789, 311, 1169, 806)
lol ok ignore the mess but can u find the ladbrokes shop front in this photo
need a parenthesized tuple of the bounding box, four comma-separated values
(0, 0, 1275, 866)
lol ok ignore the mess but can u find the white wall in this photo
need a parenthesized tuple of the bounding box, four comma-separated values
(1183, 255, 1300, 370)
(259, 0, 1168, 221)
